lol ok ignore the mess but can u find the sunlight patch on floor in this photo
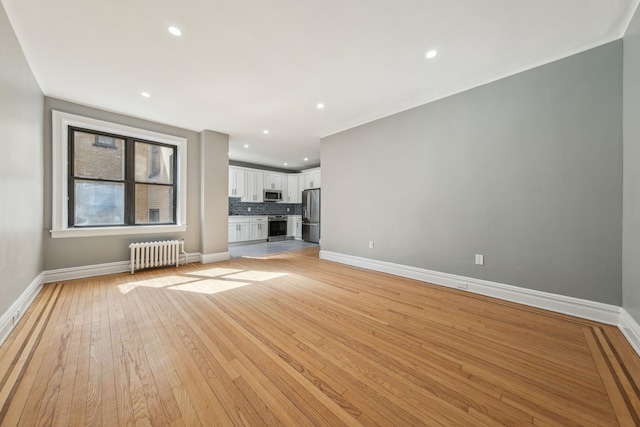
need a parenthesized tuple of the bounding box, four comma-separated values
(118, 275, 200, 294)
(168, 279, 251, 294)
(184, 267, 243, 278)
(223, 271, 288, 282)
(117, 270, 288, 295)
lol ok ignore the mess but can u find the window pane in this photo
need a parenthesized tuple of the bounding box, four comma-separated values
(135, 142, 174, 184)
(74, 180, 125, 226)
(73, 130, 124, 180)
(135, 184, 174, 224)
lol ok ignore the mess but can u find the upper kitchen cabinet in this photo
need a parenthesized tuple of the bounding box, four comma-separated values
(245, 170, 264, 202)
(284, 174, 300, 203)
(302, 169, 321, 190)
(229, 167, 245, 198)
(264, 173, 283, 191)
(228, 165, 320, 202)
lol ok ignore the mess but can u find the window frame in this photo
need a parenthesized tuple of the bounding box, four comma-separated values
(51, 110, 188, 238)
(67, 126, 178, 228)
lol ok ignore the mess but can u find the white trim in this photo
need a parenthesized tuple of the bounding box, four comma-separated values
(319, 251, 621, 326)
(43, 252, 204, 283)
(51, 224, 187, 239)
(619, 308, 640, 356)
(185, 252, 203, 264)
(201, 252, 230, 264)
(44, 261, 131, 283)
(0, 273, 44, 346)
(51, 110, 188, 238)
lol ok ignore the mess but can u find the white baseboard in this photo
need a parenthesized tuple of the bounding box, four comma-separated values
(44, 260, 130, 283)
(201, 251, 230, 264)
(0, 273, 44, 346)
(319, 251, 621, 326)
(619, 308, 640, 356)
(43, 252, 207, 283)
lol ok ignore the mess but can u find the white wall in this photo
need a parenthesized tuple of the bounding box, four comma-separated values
(0, 2, 44, 317)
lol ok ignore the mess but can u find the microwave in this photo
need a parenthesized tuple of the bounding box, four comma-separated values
(264, 189, 282, 202)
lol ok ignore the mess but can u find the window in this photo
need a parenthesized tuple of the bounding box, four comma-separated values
(52, 111, 187, 238)
(149, 209, 160, 223)
(69, 127, 176, 227)
(94, 134, 116, 148)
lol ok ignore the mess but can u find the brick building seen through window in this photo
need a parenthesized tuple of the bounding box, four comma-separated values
(70, 128, 176, 227)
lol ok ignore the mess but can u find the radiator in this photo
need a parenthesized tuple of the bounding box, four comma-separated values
(129, 240, 187, 274)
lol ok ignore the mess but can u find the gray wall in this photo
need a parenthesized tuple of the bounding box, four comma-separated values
(43, 97, 211, 270)
(623, 6, 640, 322)
(200, 130, 230, 258)
(0, 2, 44, 315)
(321, 41, 623, 305)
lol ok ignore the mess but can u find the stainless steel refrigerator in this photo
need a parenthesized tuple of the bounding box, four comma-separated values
(302, 188, 320, 243)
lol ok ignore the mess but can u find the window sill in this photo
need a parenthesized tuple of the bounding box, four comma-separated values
(50, 224, 187, 239)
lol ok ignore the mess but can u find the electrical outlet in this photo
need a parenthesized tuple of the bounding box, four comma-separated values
(475, 254, 484, 265)
(287, 208, 290, 212)
(247, 207, 251, 212)
(456, 281, 468, 289)
(369, 241, 374, 249)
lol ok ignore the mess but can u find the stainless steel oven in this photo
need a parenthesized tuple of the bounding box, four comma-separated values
(268, 215, 287, 242)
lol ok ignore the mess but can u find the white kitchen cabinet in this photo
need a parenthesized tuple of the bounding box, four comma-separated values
(285, 175, 300, 203)
(263, 173, 283, 191)
(228, 166, 319, 202)
(228, 221, 250, 242)
(250, 217, 269, 240)
(302, 169, 321, 190)
(287, 215, 302, 239)
(228, 167, 245, 198)
(295, 216, 302, 239)
(287, 216, 295, 237)
(245, 170, 264, 202)
(229, 216, 268, 242)
(311, 170, 321, 188)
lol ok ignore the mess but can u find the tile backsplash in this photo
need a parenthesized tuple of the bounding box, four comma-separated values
(229, 198, 302, 216)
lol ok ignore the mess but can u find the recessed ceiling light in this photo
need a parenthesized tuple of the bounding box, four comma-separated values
(244, 144, 249, 148)
(284, 163, 288, 166)
(168, 26, 182, 37)
(304, 158, 308, 161)
(141, 92, 151, 98)
(317, 103, 325, 109)
(263, 129, 269, 134)
(426, 50, 438, 59)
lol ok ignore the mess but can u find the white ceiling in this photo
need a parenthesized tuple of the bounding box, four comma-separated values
(3, 0, 639, 170)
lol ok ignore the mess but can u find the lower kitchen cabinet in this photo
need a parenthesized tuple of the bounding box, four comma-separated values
(229, 216, 268, 243)
(250, 218, 268, 240)
(228, 222, 249, 243)
(288, 215, 302, 239)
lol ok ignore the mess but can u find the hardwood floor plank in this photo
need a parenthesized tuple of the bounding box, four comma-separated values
(1, 248, 638, 425)
(0, 284, 62, 425)
(582, 326, 638, 426)
(52, 280, 90, 426)
(140, 284, 238, 426)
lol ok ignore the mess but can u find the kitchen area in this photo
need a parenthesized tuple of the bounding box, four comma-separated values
(228, 165, 320, 258)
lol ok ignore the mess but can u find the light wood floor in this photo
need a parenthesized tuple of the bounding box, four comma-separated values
(1, 248, 639, 426)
